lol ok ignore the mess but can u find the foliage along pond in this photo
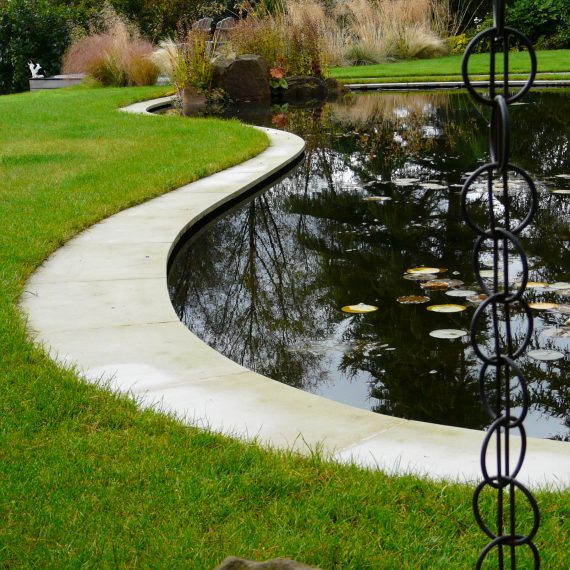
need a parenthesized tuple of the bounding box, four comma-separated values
(167, 89, 570, 440)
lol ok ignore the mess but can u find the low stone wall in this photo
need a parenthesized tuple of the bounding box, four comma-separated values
(29, 74, 84, 91)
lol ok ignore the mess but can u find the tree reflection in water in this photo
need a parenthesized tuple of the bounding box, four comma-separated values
(168, 90, 570, 439)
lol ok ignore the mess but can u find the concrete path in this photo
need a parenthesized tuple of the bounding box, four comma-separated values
(20, 96, 570, 488)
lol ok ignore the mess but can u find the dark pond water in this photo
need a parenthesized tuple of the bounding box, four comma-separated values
(167, 89, 570, 440)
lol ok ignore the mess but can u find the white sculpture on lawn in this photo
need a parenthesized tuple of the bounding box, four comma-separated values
(28, 60, 46, 78)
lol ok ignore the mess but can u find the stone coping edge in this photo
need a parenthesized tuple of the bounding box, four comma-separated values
(19, 96, 570, 489)
(348, 80, 570, 90)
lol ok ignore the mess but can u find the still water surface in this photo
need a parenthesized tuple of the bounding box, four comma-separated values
(167, 90, 570, 440)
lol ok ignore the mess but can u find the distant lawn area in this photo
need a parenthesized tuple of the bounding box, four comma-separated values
(330, 49, 570, 83)
(1, 87, 569, 568)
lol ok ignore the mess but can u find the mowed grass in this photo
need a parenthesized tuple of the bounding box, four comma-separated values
(330, 49, 570, 83)
(1, 87, 569, 569)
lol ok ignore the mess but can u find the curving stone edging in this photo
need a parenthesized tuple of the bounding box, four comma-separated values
(19, 96, 570, 487)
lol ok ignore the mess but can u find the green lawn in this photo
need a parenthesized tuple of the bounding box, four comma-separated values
(330, 49, 570, 83)
(1, 87, 569, 568)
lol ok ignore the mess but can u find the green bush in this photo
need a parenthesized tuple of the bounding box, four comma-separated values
(507, 0, 570, 49)
(446, 33, 468, 55)
(0, 0, 77, 94)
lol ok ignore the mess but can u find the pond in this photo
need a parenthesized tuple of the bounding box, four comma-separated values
(167, 89, 570, 440)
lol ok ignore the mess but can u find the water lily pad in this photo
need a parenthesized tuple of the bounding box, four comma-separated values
(549, 282, 570, 290)
(445, 289, 477, 297)
(429, 278, 464, 288)
(426, 304, 467, 313)
(529, 302, 558, 310)
(341, 303, 378, 314)
(403, 273, 437, 281)
(421, 281, 450, 291)
(429, 329, 468, 339)
(362, 195, 392, 202)
(467, 293, 489, 304)
(394, 178, 421, 186)
(397, 295, 430, 304)
(406, 267, 446, 275)
(550, 189, 570, 195)
(521, 281, 549, 289)
(541, 327, 570, 338)
(479, 269, 504, 279)
(527, 349, 564, 361)
(557, 289, 570, 298)
(420, 182, 447, 190)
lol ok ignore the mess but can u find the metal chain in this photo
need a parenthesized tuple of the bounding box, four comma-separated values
(461, 1, 541, 567)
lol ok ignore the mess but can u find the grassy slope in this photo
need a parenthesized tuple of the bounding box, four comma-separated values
(330, 49, 570, 83)
(0, 87, 568, 569)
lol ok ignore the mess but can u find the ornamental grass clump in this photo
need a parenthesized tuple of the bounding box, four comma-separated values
(61, 6, 158, 87)
(338, 0, 448, 65)
(230, 0, 448, 72)
(152, 27, 213, 97)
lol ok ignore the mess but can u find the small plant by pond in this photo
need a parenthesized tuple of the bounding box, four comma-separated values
(168, 89, 570, 441)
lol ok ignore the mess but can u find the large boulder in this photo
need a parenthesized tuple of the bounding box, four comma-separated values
(215, 556, 321, 570)
(212, 54, 270, 104)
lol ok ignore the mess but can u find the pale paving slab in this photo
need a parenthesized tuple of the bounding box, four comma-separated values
(20, 97, 570, 488)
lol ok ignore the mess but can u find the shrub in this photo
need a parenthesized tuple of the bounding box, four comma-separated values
(507, 0, 570, 48)
(61, 6, 158, 87)
(152, 29, 213, 95)
(446, 33, 469, 55)
(0, 0, 76, 94)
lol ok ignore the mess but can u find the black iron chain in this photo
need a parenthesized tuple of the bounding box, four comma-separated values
(461, 1, 540, 567)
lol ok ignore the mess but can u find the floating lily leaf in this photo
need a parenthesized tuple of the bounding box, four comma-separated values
(527, 349, 564, 361)
(421, 281, 450, 291)
(541, 327, 570, 338)
(445, 289, 477, 297)
(467, 293, 488, 304)
(429, 329, 468, 339)
(420, 182, 447, 190)
(550, 189, 570, 195)
(427, 304, 467, 313)
(406, 267, 446, 274)
(403, 273, 437, 281)
(428, 278, 464, 288)
(529, 302, 558, 310)
(557, 289, 570, 298)
(397, 295, 430, 304)
(479, 269, 504, 278)
(516, 281, 549, 289)
(362, 195, 392, 202)
(394, 178, 421, 186)
(341, 303, 378, 314)
(549, 282, 570, 290)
